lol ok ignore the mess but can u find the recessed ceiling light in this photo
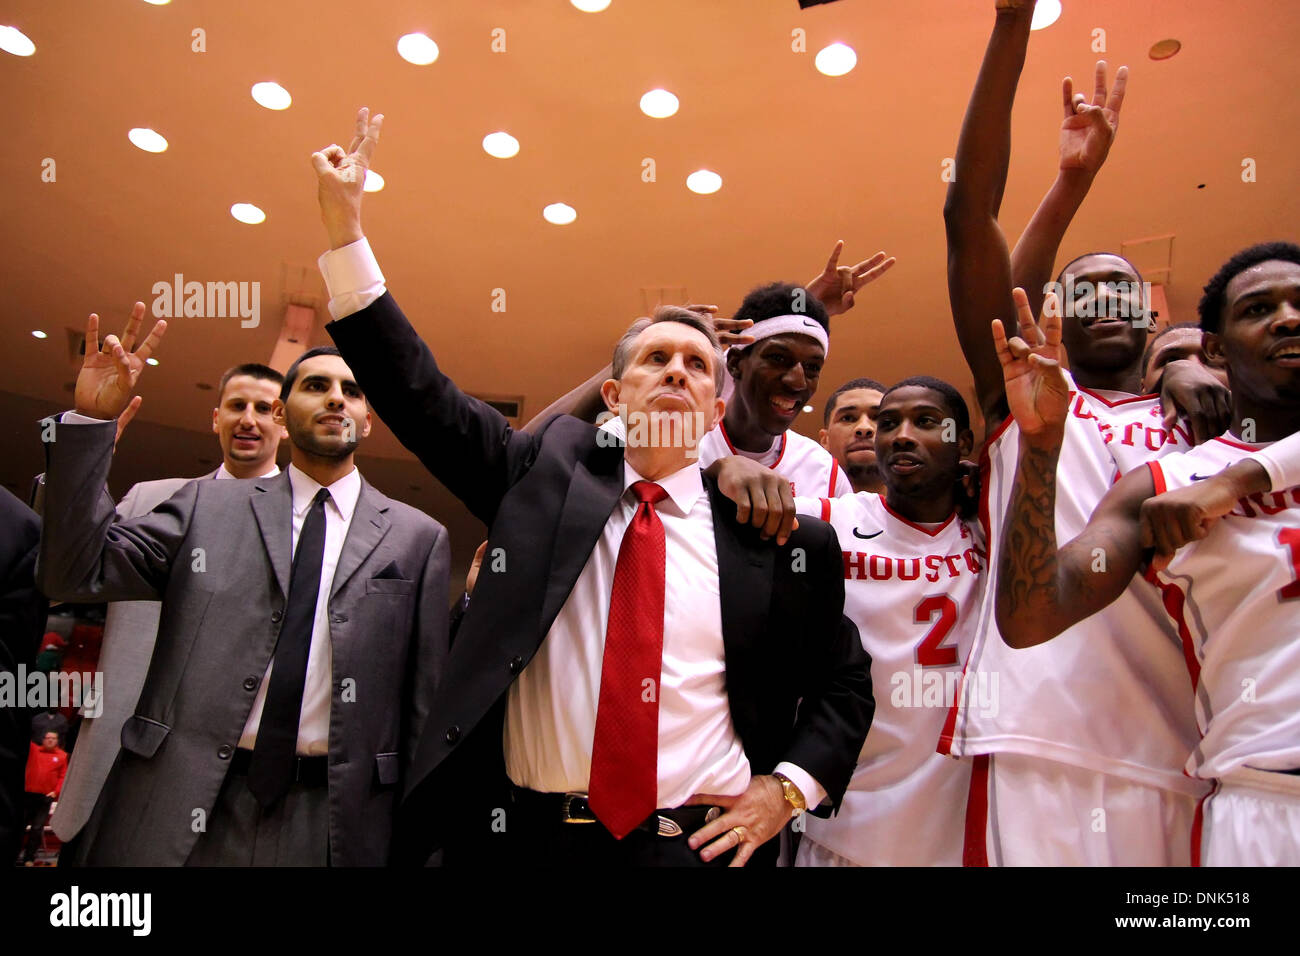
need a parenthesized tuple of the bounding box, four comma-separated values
(251, 81, 291, 110)
(571, 0, 612, 11)
(142, 0, 172, 5)
(363, 169, 385, 192)
(639, 89, 679, 119)
(31, 330, 47, 339)
(543, 203, 577, 225)
(1031, 0, 1062, 30)
(686, 170, 722, 195)
(0, 25, 35, 57)
(128, 127, 168, 153)
(397, 33, 439, 65)
(802, 405, 814, 414)
(230, 203, 266, 224)
(482, 131, 520, 158)
(146, 357, 160, 366)
(815, 43, 856, 77)
(1150, 38, 1182, 60)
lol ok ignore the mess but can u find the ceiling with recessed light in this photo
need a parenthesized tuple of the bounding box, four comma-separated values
(2, 0, 1297, 577)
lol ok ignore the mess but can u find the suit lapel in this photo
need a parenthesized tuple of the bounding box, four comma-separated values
(540, 449, 625, 629)
(331, 480, 392, 599)
(707, 479, 773, 669)
(249, 472, 294, 598)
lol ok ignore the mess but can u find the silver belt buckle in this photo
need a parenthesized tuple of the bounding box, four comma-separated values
(561, 791, 595, 824)
(656, 816, 683, 837)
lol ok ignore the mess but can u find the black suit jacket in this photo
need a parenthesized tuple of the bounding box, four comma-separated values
(328, 292, 874, 865)
(0, 488, 46, 862)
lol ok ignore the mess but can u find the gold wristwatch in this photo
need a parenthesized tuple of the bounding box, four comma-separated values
(773, 772, 807, 818)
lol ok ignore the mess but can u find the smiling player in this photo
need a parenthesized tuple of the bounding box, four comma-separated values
(792, 377, 985, 866)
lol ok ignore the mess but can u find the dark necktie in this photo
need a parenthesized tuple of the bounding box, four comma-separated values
(588, 480, 668, 839)
(247, 487, 330, 808)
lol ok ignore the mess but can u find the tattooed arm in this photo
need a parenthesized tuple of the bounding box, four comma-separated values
(997, 435, 1155, 648)
(992, 287, 1155, 647)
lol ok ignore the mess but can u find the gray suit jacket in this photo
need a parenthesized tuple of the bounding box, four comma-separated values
(37, 419, 450, 865)
(50, 472, 210, 843)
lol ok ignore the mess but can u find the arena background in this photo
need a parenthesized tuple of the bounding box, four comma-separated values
(2, 0, 1296, 587)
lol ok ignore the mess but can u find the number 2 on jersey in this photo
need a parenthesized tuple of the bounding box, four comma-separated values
(914, 594, 959, 667)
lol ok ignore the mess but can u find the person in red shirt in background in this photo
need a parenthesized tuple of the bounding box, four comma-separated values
(18, 732, 67, 865)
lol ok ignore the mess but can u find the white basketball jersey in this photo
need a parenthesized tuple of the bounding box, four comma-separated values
(1149, 437, 1300, 780)
(697, 422, 851, 498)
(795, 492, 985, 865)
(941, 371, 1206, 797)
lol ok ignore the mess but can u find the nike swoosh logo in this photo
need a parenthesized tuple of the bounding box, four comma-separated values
(852, 527, 883, 540)
(802, 319, 819, 329)
(1190, 473, 1212, 481)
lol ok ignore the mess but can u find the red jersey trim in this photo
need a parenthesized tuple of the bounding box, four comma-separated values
(1214, 435, 1269, 452)
(819, 497, 832, 522)
(962, 755, 991, 867)
(940, 418, 1007, 752)
(1076, 385, 1157, 408)
(881, 499, 957, 537)
(718, 421, 788, 469)
(1148, 460, 1167, 495)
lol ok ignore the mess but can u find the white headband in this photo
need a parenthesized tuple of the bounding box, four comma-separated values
(741, 313, 830, 357)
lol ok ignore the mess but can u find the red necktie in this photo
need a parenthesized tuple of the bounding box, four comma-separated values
(588, 480, 668, 839)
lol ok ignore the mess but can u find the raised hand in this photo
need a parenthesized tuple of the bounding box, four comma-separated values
(1059, 61, 1128, 174)
(805, 240, 896, 318)
(74, 304, 166, 421)
(312, 107, 384, 250)
(992, 288, 1068, 443)
(683, 303, 756, 349)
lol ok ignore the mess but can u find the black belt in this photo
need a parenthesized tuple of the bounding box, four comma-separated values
(230, 748, 328, 787)
(510, 788, 722, 837)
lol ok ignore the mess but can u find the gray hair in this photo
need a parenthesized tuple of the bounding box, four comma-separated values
(611, 306, 725, 396)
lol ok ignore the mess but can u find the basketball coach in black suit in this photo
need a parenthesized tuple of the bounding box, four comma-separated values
(312, 109, 873, 867)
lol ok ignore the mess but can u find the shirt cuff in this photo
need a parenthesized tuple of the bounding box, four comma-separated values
(772, 761, 827, 811)
(317, 237, 387, 320)
(60, 411, 113, 425)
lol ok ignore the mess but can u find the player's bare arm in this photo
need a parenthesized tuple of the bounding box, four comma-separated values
(703, 455, 799, 545)
(1139, 458, 1269, 570)
(1010, 61, 1128, 322)
(993, 290, 1152, 646)
(943, 1, 1036, 435)
(1157, 358, 1233, 445)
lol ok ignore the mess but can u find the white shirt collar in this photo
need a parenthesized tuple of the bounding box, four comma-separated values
(623, 459, 705, 516)
(215, 462, 281, 480)
(287, 463, 362, 521)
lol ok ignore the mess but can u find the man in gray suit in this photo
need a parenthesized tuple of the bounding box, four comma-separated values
(51, 361, 286, 863)
(38, 304, 450, 865)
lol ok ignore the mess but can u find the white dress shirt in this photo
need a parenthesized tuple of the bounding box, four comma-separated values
(504, 460, 753, 807)
(215, 461, 280, 480)
(238, 464, 361, 755)
(319, 238, 826, 808)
